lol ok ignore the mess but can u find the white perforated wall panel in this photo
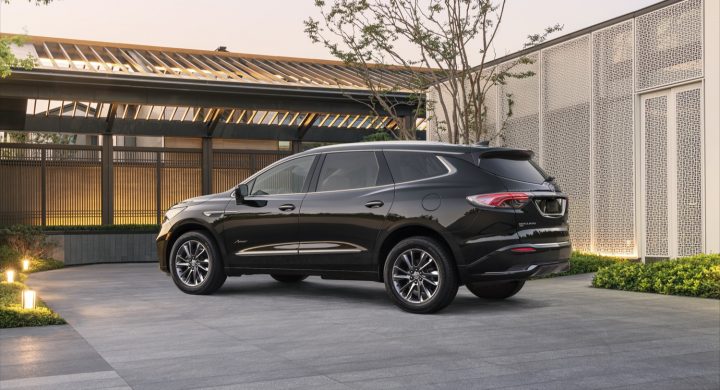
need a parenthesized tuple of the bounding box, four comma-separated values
(675, 88, 703, 256)
(592, 21, 636, 256)
(542, 37, 592, 251)
(644, 96, 668, 257)
(500, 54, 540, 155)
(636, 0, 703, 90)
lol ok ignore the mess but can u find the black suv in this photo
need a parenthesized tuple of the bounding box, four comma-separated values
(157, 141, 570, 313)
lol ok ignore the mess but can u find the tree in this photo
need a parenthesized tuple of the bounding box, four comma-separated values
(0, 0, 53, 78)
(305, 0, 561, 144)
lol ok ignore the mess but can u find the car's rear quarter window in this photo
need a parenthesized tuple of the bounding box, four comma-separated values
(384, 151, 448, 183)
(478, 157, 546, 184)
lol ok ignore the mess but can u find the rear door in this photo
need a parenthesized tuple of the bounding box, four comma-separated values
(477, 152, 569, 245)
(297, 151, 394, 273)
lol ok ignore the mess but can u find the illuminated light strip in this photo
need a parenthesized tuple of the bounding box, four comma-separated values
(225, 109, 236, 123)
(235, 110, 247, 124)
(318, 114, 331, 127)
(289, 112, 300, 125)
(246, 111, 258, 123)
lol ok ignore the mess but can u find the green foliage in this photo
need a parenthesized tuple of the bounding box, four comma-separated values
(0, 35, 36, 78)
(0, 241, 65, 328)
(592, 254, 720, 299)
(0, 283, 65, 328)
(0, 225, 56, 259)
(2, 132, 77, 144)
(363, 131, 394, 142)
(534, 251, 626, 279)
(306, 0, 562, 144)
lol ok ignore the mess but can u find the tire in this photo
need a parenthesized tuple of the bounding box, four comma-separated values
(170, 231, 227, 295)
(270, 274, 308, 283)
(466, 281, 525, 299)
(383, 237, 458, 314)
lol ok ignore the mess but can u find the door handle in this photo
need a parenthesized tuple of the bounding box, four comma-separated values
(278, 204, 296, 211)
(364, 200, 384, 208)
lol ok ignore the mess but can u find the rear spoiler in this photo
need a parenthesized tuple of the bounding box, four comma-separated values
(477, 149, 534, 160)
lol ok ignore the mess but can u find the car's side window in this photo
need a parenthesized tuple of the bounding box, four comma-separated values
(384, 151, 449, 183)
(250, 156, 314, 196)
(316, 151, 379, 192)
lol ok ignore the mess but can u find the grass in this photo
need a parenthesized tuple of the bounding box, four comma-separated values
(592, 254, 720, 299)
(533, 251, 627, 279)
(0, 245, 66, 328)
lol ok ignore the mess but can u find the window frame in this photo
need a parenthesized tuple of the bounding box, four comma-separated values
(309, 150, 393, 193)
(383, 150, 454, 185)
(243, 154, 319, 197)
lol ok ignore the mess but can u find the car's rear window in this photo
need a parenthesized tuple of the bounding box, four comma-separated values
(479, 157, 546, 184)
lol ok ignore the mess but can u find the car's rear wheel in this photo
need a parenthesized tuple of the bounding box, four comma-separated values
(383, 237, 458, 314)
(270, 274, 308, 283)
(466, 281, 525, 299)
(170, 231, 226, 295)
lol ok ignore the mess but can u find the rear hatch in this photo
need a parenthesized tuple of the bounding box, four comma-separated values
(476, 149, 569, 245)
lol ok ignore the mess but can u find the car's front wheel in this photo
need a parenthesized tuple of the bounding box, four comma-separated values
(383, 237, 458, 314)
(466, 281, 525, 299)
(170, 231, 227, 295)
(270, 274, 308, 283)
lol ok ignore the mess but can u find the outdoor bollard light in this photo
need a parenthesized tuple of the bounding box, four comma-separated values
(22, 290, 37, 310)
(5, 270, 14, 283)
(22, 258, 30, 271)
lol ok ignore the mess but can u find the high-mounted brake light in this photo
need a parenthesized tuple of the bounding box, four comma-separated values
(466, 192, 531, 209)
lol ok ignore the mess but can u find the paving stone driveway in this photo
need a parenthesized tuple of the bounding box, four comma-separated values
(1, 264, 718, 389)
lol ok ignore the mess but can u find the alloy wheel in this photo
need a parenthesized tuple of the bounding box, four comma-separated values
(175, 239, 210, 287)
(391, 248, 441, 303)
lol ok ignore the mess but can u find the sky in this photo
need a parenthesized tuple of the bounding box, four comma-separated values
(0, 0, 658, 62)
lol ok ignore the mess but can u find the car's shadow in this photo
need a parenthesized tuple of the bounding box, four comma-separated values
(213, 277, 549, 314)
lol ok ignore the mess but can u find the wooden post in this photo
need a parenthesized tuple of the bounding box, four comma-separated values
(101, 134, 113, 225)
(201, 137, 213, 195)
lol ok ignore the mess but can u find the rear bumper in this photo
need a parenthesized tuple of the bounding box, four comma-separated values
(459, 241, 571, 283)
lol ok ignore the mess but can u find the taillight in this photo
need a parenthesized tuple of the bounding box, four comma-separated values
(466, 192, 530, 209)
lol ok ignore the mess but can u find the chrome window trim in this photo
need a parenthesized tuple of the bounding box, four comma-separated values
(234, 152, 320, 189)
(533, 197, 567, 218)
(386, 154, 457, 186)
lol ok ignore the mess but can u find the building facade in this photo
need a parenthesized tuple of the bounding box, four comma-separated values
(429, 0, 719, 260)
(0, 36, 425, 227)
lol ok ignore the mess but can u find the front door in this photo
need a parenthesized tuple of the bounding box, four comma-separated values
(640, 82, 703, 260)
(297, 151, 394, 273)
(221, 155, 317, 269)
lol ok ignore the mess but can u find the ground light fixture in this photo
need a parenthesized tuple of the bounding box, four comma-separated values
(5, 269, 15, 283)
(22, 258, 30, 271)
(22, 290, 37, 309)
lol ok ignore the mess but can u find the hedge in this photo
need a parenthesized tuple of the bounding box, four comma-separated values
(592, 254, 720, 299)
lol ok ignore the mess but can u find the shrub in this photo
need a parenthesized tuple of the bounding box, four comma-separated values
(533, 251, 626, 278)
(0, 225, 56, 260)
(592, 254, 720, 299)
(0, 283, 65, 328)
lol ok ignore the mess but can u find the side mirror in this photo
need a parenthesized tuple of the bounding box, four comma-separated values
(234, 184, 249, 204)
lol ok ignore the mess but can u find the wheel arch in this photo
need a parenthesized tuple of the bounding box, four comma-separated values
(165, 221, 225, 271)
(375, 223, 461, 282)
